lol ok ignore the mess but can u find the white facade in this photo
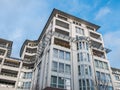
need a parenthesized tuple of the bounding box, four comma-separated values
(0, 9, 117, 90)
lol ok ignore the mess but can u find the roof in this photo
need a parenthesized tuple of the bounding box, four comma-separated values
(0, 38, 13, 47)
(38, 8, 100, 41)
(111, 67, 120, 72)
(20, 39, 38, 57)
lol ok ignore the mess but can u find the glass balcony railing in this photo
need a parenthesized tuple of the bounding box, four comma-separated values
(3, 63, 20, 68)
(1, 73, 17, 78)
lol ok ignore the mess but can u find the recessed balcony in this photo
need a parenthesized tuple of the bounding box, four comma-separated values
(0, 69, 18, 78)
(56, 19, 69, 29)
(22, 63, 34, 69)
(0, 49, 6, 56)
(3, 59, 20, 68)
(54, 38, 70, 49)
(90, 32, 101, 40)
(92, 49, 105, 59)
(0, 79, 15, 88)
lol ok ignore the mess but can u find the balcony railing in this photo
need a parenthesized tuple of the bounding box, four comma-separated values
(0, 84, 15, 88)
(3, 63, 20, 68)
(1, 73, 17, 77)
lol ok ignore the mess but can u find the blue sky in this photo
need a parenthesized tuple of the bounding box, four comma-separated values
(0, 0, 120, 68)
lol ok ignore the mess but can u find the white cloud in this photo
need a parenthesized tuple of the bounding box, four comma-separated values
(95, 7, 111, 20)
(103, 30, 120, 68)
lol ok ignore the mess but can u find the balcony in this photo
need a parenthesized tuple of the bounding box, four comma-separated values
(0, 79, 15, 88)
(3, 59, 20, 68)
(24, 54, 36, 63)
(0, 49, 5, 56)
(55, 28, 69, 36)
(1, 69, 18, 78)
(22, 63, 34, 70)
(92, 49, 105, 59)
(56, 19, 69, 29)
(57, 14, 68, 21)
(0, 58, 2, 64)
(54, 38, 70, 49)
(90, 32, 101, 41)
(91, 40, 103, 51)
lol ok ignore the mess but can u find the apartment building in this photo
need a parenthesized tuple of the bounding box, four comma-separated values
(111, 67, 120, 90)
(0, 8, 118, 90)
(0, 39, 38, 90)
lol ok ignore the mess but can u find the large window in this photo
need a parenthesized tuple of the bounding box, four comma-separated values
(80, 52, 83, 61)
(59, 63, 64, 73)
(52, 61, 58, 72)
(51, 76, 71, 89)
(20, 72, 32, 79)
(53, 48, 58, 58)
(59, 50, 64, 59)
(53, 48, 70, 61)
(58, 77, 64, 88)
(65, 64, 71, 74)
(18, 82, 31, 89)
(65, 79, 71, 89)
(96, 71, 100, 80)
(94, 59, 109, 70)
(65, 52, 70, 60)
(101, 73, 106, 82)
(51, 76, 57, 87)
(76, 27, 84, 35)
(89, 66, 92, 76)
(78, 65, 81, 75)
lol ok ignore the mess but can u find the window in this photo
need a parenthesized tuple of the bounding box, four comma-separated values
(86, 79, 90, 90)
(108, 86, 113, 90)
(87, 53, 90, 62)
(79, 79, 82, 90)
(58, 77, 64, 89)
(59, 63, 64, 73)
(83, 79, 86, 90)
(76, 27, 84, 35)
(65, 64, 71, 74)
(80, 52, 83, 61)
(99, 61, 103, 69)
(52, 61, 58, 72)
(81, 65, 84, 75)
(59, 50, 64, 59)
(115, 75, 119, 80)
(83, 42, 85, 49)
(53, 48, 58, 58)
(101, 73, 106, 82)
(106, 74, 111, 82)
(79, 42, 82, 49)
(85, 66, 88, 75)
(94, 60, 99, 68)
(86, 42, 89, 50)
(20, 72, 32, 79)
(77, 53, 80, 62)
(96, 71, 100, 80)
(89, 66, 92, 76)
(104, 62, 109, 70)
(77, 42, 79, 50)
(78, 65, 81, 75)
(51, 76, 57, 87)
(65, 79, 71, 89)
(65, 52, 70, 60)
(18, 82, 31, 89)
